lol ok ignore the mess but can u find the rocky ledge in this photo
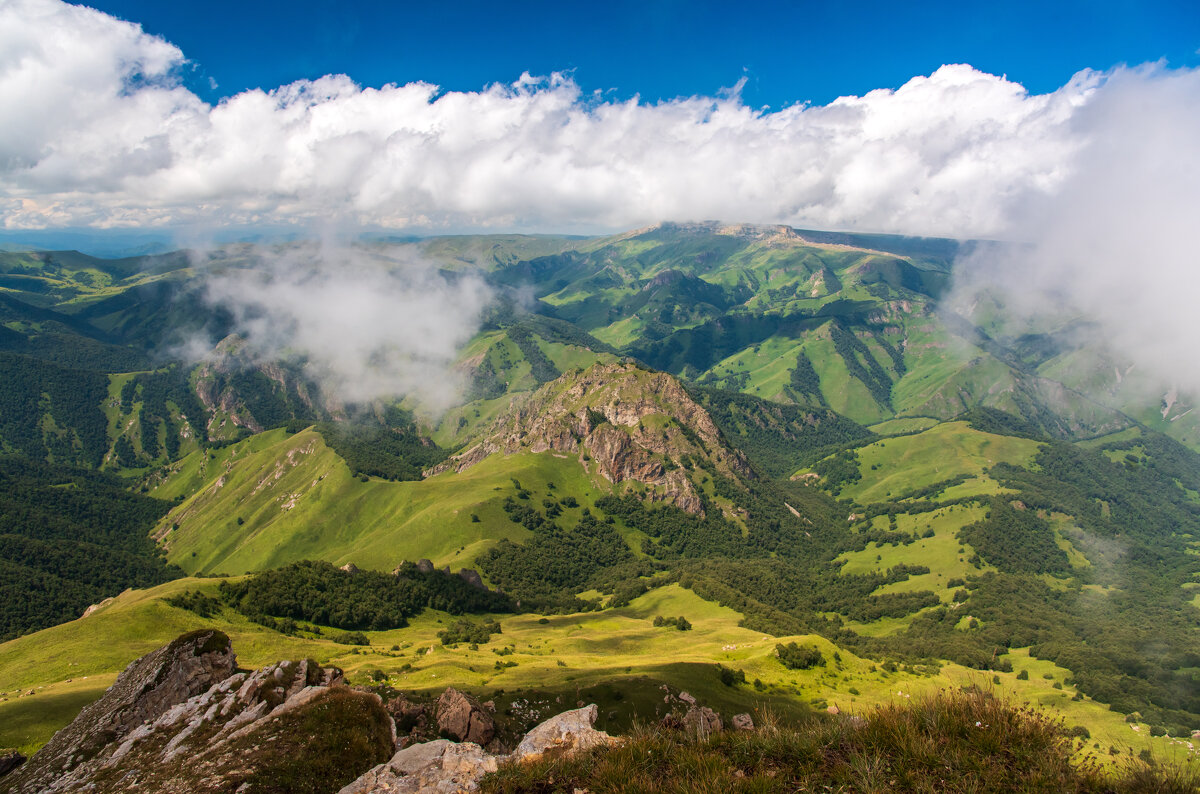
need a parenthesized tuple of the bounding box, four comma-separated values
(0, 633, 620, 794)
(0, 630, 393, 794)
(340, 703, 616, 794)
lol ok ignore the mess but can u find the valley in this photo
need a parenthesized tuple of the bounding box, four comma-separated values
(1, 223, 1198, 781)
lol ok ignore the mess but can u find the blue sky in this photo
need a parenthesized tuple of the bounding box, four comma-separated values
(1, 0, 1198, 243)
(86, 0, 1200, 108)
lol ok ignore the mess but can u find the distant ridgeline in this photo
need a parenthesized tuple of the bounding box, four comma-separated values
(1, 226, 1199, 740)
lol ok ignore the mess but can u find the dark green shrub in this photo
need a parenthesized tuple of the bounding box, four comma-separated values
(164, 590, 222, 618)
(776, 641, 825, 670)
(438, 618, 501, 646)
(716, 664, 746, 687)
(331, 631, 370, 646)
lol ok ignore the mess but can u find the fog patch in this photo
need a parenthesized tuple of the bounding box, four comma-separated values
(945, 65, 1200, 399)
(199, 242, 493, 413)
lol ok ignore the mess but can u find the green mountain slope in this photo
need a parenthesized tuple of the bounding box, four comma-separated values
(2, 225, 1199, 766)
(3, 577, 1179, 772)
(457, 222, 1141, 441)
(154, 427, 599, 576)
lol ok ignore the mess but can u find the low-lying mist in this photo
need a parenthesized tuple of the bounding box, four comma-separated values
(197, 243, 493, 414)
(946, 64, 1200, 400)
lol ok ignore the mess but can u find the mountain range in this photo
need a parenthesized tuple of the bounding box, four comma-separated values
(0, 222, 1198, 779)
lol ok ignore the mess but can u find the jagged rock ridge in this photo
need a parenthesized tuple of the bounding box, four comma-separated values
(0, 631, 393, 794)
(429, 362, 751, 515)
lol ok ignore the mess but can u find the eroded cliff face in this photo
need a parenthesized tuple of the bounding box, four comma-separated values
(428, 362, 751, 515)
(1, 631, 625, 794)
(0, 631, 393, 794)
(193, 334, 338, 435)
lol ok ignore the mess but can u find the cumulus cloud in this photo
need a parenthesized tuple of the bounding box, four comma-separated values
(948, 64, 1200, 394)
(4, 0, 1199, 401)
(0, 0, 1110, 237)
(199, 243, 493, 411)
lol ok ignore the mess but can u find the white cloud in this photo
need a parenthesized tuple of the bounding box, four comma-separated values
(948, 63, 1200, 393)
(0, 0, 1137, 238)
(200, 243, 493, 411)
(2, 1, 1198, 400)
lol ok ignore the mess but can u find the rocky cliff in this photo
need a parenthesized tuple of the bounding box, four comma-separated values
(0, 631, 393, 794)
(429, 362, 751, 515)
(1, 632, 623, 794)
(194, 334, 337, 435)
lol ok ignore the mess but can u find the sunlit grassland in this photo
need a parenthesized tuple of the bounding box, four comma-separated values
(893, 345, 1016, 419)
(154, 429, 611, 576)
(816, 421, 1041, 504)
(836, 505, 993, 600)
(867, 416, 939, 435)
(701, 336, 806, 403)
(0, 581, 1179, 767)
(802, 328, 891, 424)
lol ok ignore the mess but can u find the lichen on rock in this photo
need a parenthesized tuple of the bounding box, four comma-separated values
(0, 633, 391, 794)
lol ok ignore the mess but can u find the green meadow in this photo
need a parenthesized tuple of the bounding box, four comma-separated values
(837, 504, 993, 602)
(155, 429, 612, 576)
(0, 579, 1182, 769)
(805, 421, 1041, 504)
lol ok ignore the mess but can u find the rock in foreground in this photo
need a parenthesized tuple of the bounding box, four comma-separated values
(0, 752, 24, 779)
(436, 687, 496, 746)
(0, 631, 393, 794)
(340, 704, 618, 794)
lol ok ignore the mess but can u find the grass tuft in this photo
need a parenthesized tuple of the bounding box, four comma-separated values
(481, 688, 1200, 793)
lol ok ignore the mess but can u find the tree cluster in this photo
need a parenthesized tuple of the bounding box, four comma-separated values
(219, 560, 512, 632)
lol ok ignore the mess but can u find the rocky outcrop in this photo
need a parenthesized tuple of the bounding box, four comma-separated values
(338, 739, 499, 794)
(457, 568, 485, 589)
(436, 688, 495, 746)
(427, 363, 751, 515)
(340, 705, 617, 794)
(0, 752, 24, 779)
(731, 712, 755, 731)
(1, 629, 236, 793)
(387, 696, 432, 738)
(0, 633, 393, 794)
(513, 704, 615, 761)
(80, 596, 115, 619)
(682, 705, 723, 738)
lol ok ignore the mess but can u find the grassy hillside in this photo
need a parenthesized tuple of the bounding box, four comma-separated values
(802, 421, 1041, 503)
(1, 578, 1189, 771)
(789, 418, 1200, 740)
(154, 427, 611, 575)
(450, 222, 1141, 443)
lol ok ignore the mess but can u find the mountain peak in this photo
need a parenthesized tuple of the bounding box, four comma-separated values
(429, 362, 750, 515)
